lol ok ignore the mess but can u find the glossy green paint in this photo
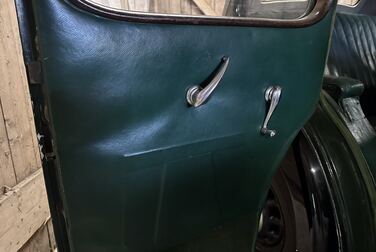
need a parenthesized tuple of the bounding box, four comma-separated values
(31, 0, 335, 251)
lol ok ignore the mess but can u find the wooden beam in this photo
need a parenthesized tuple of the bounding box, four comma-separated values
(134, 0, 149, 12)
(18, 223, 51, 252)
(47, 220, 57, 251)
(0, 98, 17, 195)
(0, 0, 52, 251)
(191, 0, 218, 16)
(214, 0, 230, 15)
(0, 0, 42, 183)
(0, 169, 50, 252)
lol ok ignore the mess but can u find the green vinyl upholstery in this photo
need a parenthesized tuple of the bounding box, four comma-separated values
(31, 0, 335, 250)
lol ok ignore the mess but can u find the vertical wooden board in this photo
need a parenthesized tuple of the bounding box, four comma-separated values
(107, 0, 123, 9)
(0, 0, 42, 182)
(191, 0, 217, 15)
(120, 0, 129, 10)
(180, 0, 193, 14)
(8, 0, 42, 175)
(47, 220, 56, 251)
(18, 224, 51, 252)
(157, 0, 170, 13)
(215, 0, 228, 15)
(134, 0, 150, 12)
(91, 0, 110, 6)
(189, 0, 204, 15)
(169, 0, 181, 14)
(127, 0, 136, 10)
(149, 0, 157, 12)
(0, 99, 17, 195)
(208, 0, 215, 13)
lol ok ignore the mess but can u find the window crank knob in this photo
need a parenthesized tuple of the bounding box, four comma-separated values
(261, 86, 282, 137)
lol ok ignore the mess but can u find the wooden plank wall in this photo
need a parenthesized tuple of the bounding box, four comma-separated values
(0, 0, 55, 251)
(92, 0, 359, 15)
(92, 0, 228, 16)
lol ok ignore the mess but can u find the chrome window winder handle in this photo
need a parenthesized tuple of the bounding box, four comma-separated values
(261, 86, 282, 137)
(186, 57, 229, 107)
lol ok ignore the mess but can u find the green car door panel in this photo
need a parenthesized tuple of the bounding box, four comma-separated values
(31, 0, 336, 250)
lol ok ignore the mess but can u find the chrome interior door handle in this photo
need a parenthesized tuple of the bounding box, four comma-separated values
(186, 57, 230, 107)
(261, 86, 282, 137)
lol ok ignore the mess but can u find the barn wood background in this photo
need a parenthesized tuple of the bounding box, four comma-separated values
(92, 0, 228, 16)
(91, 0, 359, 16)
(0, 0, 55, 251)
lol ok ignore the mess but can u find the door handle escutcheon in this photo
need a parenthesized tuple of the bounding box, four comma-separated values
(261, 86, 282, 137)
(186, 57, 229, 107)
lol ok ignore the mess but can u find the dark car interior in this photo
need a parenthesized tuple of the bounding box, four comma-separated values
(325, 4, 376, 177)
(327, 11, 376, 124)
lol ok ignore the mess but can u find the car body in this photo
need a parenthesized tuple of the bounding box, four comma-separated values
(16, 0, 376, 251)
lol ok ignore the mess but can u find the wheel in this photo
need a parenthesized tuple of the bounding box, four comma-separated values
(256, 132, 339, 252)
(167, 133, 340, 252)
(256, 168, 296, 252)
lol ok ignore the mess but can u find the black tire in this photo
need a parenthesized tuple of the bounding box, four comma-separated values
(255, 132, 339, 252)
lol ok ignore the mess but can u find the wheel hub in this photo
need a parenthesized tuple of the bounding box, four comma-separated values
(257, 189, 285, 248)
